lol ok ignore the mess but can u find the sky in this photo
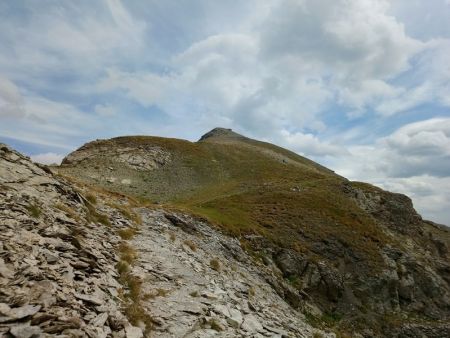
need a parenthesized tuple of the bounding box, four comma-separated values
(0, 0, 449, 225)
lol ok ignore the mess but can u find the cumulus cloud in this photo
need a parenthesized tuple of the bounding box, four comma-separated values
(97, 0, 431, 136)
(99, 69, 172, 108)
(0, 1, 147, 85)
(260, 0, 422, 78)
(333, 118, 450, 225)
(379, 118, 450, 178)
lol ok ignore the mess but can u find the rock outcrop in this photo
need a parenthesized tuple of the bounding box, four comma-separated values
(63, 140, 171, 171)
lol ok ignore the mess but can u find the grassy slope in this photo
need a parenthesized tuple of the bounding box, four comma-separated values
(59, 135, 391, 271)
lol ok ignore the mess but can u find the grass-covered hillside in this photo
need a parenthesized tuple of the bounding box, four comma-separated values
(59, 129, 388, 266)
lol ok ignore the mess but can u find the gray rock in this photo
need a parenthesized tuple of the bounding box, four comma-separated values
(9, 323, 42, 338)
(125, 325, 143, 338)
(74, 293, 104, 306)
(226, 308, 243, 328)
(0, 258, 14, 278)
(241, 314, 264, 333)
(90, 312, 109, 327)
(0, 304, 41, 322)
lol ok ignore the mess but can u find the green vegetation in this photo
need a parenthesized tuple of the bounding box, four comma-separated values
(85, 193, 97, 205)
(27, 202, 42, 218)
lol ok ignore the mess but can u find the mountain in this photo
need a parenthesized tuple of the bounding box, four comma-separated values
(0, 142, 325, 338)
(1, 128, 449, 337)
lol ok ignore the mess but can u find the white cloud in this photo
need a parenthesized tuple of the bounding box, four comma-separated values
(0, 1, 147, 85)
(99, 69, 171, 108)
(31, 152, 64, 165)
(0, 93, 101, 150)
(97, 0, 432, 135)
(333, 118, 450, 225)
(0, 76, 25, 118)
(260, 0, 422, 78)
(279, 129, 347, 157)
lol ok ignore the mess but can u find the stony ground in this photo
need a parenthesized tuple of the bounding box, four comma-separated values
(128, 209, 326, 338)
(0, 144, 144, 337)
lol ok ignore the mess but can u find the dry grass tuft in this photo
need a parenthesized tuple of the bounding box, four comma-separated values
(109, 202, 142, 225)
(85, 202, 111, 226)
(85, 193, 97, 205)
(118, 242, 137, 264)
(248, 286, 256, 297)
(168, 231, 176, 242)
(116, 242, 153, 334)
(210, 258, 221, 271)
(117, 227, 138, 240)
(55, 203, 81, 221)
(183, 240, 197, 251)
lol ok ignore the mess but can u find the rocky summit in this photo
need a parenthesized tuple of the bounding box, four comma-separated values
(1, 128, 450, 338)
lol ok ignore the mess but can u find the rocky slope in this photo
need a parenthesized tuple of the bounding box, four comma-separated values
(0, 143, 143, 337)
(56, 129, 450, 337)
(0, 143, 335, 337)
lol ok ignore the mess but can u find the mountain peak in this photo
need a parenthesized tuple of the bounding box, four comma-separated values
(198, 127, 247, 141)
